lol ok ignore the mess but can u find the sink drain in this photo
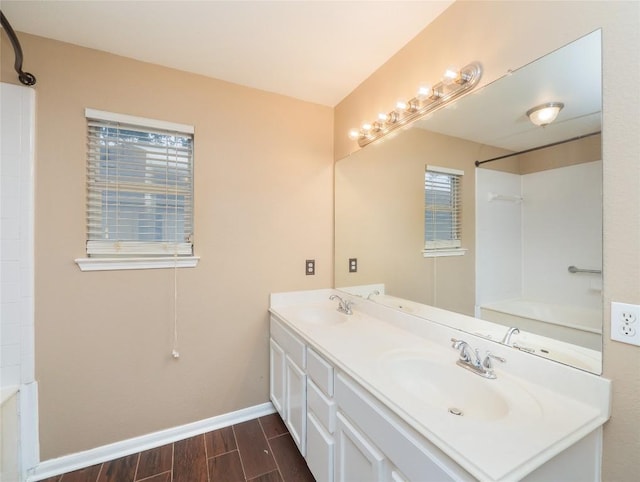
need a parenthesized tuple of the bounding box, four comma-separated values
(448, 407, 464, 416)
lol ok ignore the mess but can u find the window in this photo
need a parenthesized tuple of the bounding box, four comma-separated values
(80, 109, 195, 269)
(424, 165, 464, 256)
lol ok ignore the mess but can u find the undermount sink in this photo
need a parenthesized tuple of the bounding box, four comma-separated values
(379, 350, 542, 422)
(279, 304, 349, 325)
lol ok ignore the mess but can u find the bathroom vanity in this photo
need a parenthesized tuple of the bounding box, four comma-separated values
(269, 289, 611, 482)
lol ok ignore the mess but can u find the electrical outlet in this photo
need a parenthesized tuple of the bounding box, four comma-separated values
(349, 258, 358, 273)
(305, 259, 315, 276)
(611, 302, 640, 346)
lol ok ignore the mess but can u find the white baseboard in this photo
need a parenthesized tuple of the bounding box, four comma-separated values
(27, 401, 276, 482)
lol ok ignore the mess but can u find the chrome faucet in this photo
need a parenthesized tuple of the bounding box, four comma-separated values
(366, 290, 380, 300)
(329, 294, 354, 315)
(451, 338, 505, 379)
(501, 326, 520, 345)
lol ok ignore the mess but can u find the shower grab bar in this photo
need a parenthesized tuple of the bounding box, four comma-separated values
(568, 265, 602, 275)
(0, 10, 37, 86)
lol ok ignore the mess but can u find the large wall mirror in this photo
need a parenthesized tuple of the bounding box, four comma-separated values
(335, 30, 602, 374)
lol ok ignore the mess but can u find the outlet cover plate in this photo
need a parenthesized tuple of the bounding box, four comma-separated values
(611, 301, 640, 346)
(305, 259, 315, 276)
(349, 258, 357, 273)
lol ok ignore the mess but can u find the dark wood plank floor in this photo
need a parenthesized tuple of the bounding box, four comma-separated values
(41, 413, 315, 482)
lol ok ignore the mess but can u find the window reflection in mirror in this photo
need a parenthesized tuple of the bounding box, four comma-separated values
(424, 166, 464, 255)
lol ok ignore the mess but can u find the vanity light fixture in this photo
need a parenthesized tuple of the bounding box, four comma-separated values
(349, 62, 482, 147)
(526, 102, 564, 127)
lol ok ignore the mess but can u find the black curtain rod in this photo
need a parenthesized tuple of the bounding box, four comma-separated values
(475, 131, 601, 167)
(0, 10, 37, 86)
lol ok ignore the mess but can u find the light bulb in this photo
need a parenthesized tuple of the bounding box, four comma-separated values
(395, 100, 408, 111)
(416, 85, 432, 100)
(361, 123, 372, 131)
(378, 113, 389, 122)
(538, 109, 555, 123)
(348, 129, 360, 140)
(442, 67, 459, 85)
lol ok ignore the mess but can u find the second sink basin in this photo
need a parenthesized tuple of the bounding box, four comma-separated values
(378, 350, 542, 422)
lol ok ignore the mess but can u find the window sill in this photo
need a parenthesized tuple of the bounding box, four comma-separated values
(75, 256, 200, 272)
(422, 248, 467, 258)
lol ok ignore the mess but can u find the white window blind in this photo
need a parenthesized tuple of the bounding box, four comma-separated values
(424, 166, 463, 250)
(85, 110, 194, 257)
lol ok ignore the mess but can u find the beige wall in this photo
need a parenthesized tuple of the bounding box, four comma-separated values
(1, 34, 334, 459)
(518, 133, 602, 174)
(334, 1, 640, 480)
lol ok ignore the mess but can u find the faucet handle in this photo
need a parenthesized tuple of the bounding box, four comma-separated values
(343, 299, 355, 314)
(482, 352, 506, 370)
(451, 338, 474, 363)
(451, 338, 467, 352)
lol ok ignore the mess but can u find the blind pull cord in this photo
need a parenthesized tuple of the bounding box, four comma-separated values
(171, 149, 180, 359)
(171, 250, 180, 359)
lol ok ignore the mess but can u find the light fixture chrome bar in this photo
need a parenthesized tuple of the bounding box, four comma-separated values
(355, 62, 482, 148)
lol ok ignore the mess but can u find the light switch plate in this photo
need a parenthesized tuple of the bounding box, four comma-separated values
(611, 301, 640, 346)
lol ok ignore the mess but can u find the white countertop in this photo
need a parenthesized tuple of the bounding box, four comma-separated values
(270, 289, 611, 482)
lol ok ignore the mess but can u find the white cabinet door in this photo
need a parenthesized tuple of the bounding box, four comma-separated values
(307, 412, 335, 482)
(269, 338, 286, 417)
(286, 355, 307, 455)
(335, 412, 384, 482)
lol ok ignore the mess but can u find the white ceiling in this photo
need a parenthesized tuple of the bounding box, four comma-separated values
(1, 0, 454, 106)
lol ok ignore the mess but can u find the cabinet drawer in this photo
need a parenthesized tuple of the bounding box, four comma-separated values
(335, 372, 473, 482)
(270, 316, 305, 369)
(308, 379, 336, 433)
(307, 346, 334, 396)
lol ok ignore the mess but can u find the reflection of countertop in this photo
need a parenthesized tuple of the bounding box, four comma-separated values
(270, 288, 611, 482)
(370, 292, 602, 373)
(480, 298, 602, 333)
